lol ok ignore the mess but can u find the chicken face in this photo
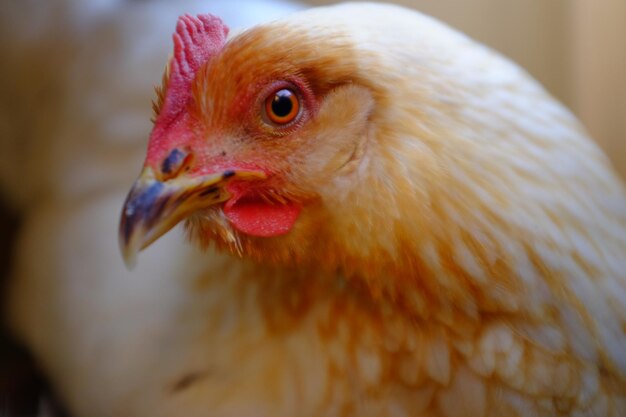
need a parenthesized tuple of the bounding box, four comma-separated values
(120, 14, 376, 267)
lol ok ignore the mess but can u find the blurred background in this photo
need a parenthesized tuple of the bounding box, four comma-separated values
(0, 0, 624, 416)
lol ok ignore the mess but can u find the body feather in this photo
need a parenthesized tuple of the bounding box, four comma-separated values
(167, 4, 626, 415)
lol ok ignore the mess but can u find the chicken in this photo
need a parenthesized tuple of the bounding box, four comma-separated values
(8, 2, 626, 417)
(118, 3, 626, 416)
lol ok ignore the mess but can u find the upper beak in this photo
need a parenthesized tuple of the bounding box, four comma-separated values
(119, 166, 265, 268)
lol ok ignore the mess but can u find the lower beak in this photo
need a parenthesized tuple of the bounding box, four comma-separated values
(119, 167, 265, 268)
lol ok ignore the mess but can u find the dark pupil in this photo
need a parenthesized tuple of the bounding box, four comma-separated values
(271, 90, 293, 117)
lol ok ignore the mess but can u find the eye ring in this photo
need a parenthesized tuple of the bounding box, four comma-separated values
(264, 88, 300, 125)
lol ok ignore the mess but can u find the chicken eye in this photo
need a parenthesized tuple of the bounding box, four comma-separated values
(264, 88, 300, 125)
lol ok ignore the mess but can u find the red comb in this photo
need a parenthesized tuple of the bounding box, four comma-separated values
(146, 14, 229, 168)
(155, 14, 229, 131)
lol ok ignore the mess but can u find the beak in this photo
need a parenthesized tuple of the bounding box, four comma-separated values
(119, 167, 265, 268)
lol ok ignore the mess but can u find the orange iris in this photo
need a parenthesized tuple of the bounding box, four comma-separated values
(265, 88, 300, 125)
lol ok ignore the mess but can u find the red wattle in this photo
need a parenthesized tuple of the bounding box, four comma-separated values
(224, 198, 301, 237)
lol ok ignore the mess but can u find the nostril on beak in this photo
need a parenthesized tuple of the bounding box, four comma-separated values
(160, 148, 191, 180)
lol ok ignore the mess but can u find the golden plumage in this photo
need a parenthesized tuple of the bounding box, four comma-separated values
(126, 3, 626, 416)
